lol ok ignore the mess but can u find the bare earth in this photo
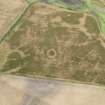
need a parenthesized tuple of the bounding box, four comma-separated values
(0, 0, 27, 38)
(0, 75, 105, 105)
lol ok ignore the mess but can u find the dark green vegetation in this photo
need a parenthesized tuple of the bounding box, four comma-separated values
(85, 15, 100, 34)
(1, 3, 105, 85)
(60, 12, 83, 24)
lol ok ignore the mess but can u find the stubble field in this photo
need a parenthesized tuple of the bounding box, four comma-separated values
(0, 0, 27, 38)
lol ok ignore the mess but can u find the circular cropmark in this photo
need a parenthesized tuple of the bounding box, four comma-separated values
(47, 49, 57, 59)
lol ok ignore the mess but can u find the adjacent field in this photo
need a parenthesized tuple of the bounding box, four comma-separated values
(0, 0, 27, 38)
(0, 74, 105, 105)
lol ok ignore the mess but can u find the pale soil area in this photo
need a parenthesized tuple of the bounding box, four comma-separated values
(0, 0, 27, 37)
(0, 75, 105, 105)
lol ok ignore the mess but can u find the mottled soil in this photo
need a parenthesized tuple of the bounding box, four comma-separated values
(1, 3, 105, 85)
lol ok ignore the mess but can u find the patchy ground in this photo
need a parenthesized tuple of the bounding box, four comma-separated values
(0, 0, 27, 38)
(1, 3, 105, 85)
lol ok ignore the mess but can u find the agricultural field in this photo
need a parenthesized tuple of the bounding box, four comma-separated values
(0, 0, 105, 105)
(1, 3, 105, 85)
(0, 74, 105, 105)
(0, 0, 27, 38)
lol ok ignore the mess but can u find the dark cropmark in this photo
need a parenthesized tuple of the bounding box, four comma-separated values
(40, 0, 49, 3)
(63, 0, 82, 5)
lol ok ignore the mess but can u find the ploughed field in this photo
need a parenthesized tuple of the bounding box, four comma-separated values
(0, 74, 105, 105)
(1, 3, 105, 85)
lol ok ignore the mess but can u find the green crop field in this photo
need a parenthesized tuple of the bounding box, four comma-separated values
(0, 2, 105, 85)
